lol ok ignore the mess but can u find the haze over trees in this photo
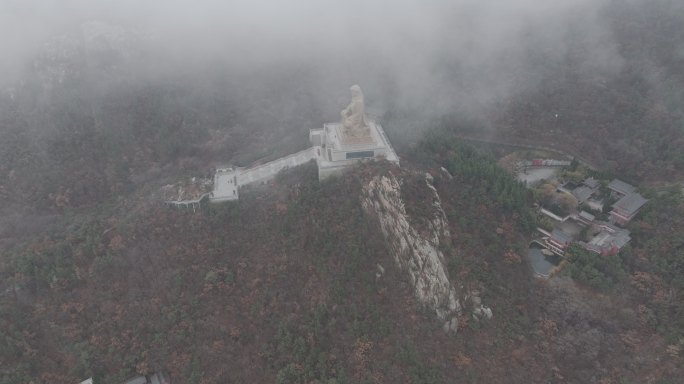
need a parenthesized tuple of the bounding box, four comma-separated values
(0, 1, 683, 383)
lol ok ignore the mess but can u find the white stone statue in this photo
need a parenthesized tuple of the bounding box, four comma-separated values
(341, 85, 371, 138)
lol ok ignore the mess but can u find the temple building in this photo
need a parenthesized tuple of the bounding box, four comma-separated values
(607, 179, 648, 226)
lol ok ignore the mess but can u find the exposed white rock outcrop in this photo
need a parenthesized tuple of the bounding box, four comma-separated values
(361, 172, 462, 331)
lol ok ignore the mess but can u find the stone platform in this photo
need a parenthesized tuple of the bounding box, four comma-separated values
(309, 120, 399, 180)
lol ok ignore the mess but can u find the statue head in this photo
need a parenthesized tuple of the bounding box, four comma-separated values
(350, 84, 364, 101)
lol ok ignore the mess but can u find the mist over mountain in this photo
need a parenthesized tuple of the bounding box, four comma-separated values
(0, 0, 641, 110)
(2, 0, 682, 173)
(1, 1, 683, 383)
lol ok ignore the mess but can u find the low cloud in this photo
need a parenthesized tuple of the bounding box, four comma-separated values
(0, 0, 633, 128)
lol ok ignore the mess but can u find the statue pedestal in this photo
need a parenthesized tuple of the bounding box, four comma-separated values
(338, 124, 374, 146)
(309, 120, 399, 180)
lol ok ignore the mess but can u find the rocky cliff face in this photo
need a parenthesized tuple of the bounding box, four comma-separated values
(361, 172, 463, 332)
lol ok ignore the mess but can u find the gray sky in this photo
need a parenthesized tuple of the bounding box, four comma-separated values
(0, 0, 627, 115)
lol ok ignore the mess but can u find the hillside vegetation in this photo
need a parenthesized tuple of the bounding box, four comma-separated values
(0, 1, 683, 382)
(2, 132, 682, 383)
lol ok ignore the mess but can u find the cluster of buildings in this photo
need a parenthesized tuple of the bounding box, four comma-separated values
(559, 178, 649, 227)
(545, 220, 632, 257)
(558, 177, 604, 211)
(542, 178, 648, 257)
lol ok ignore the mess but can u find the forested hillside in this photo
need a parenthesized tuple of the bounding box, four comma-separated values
(2, 134, 682, 383)
(0, 1, 683, 383)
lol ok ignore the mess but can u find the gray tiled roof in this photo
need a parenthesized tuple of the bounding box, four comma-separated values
(612, 193, 648, 215)
(586, 222, 631, 252)
(612, 230, 632, 248)
(608, 179, 636, 195)
(551, 229, 573, 244)
(572, 186, 595, 202)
